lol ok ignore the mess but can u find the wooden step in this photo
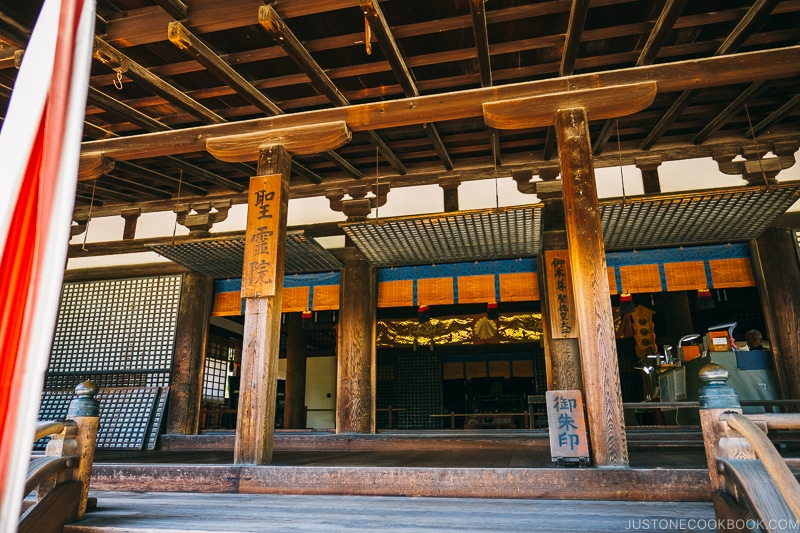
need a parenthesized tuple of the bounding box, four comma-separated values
(64, 491, 717, 533)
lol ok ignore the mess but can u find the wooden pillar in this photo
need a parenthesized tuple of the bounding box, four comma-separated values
(234, 145, 291, 464)
(284, 312, 308, 429)
(634, 156, 662, 194)
(536, 179, 582, 391)
(167, 271, 213, 434)
(751, 228, 800, 400)
(336, 253, 377, 433)
(438, 175, 461, 213)
(556, 107, 628, 467)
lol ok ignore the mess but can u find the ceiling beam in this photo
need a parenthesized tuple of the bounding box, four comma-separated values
(750, 92, 800, 138)
(361, 0, 452, 171)
(155, 0, 188, 21)
(103, 174, 175, 199)
(636, 0, 688, 67)
(692, 81, 766, 144)
(560, 0, 590, 76)
(87, 86, 247, 191)
(593, 0, 687, 155)
(113, 160, 208, 196)
(79, 45, 800, 162)
(93, 37, 226, 124)
(469, 0, 492, 88)
(640, 0, 781, 150)
(167, 21, 282, 115)
(168, 20, 360, 180)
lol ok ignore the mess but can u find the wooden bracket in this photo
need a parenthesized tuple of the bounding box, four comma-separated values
(78, 153, 114, 181)
(482, 82, 657, 129)
(206, 121, 352, 162)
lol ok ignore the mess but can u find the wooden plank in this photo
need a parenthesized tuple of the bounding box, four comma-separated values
(241, 174, 284, 298)
(546, 390, 590, 462)
(206, 121, 352, 162)
(483, 82, 657, 129)
(79, 45, 800, 161)
(19, 481, 81, 533)
(543, 250, 577, 339)
(235, 146, 291, 465)
(557, 107, 628, 467)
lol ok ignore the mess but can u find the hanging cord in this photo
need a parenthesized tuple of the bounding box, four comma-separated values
(81, 179, 97, 251)
(171, 170, 183, 245)
(616, 119, 626, 205)
(495, 177, 500, 211)
(744, 103, 771, 188)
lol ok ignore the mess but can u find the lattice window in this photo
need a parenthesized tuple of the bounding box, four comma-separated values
(49, 276, 181, 376)
(203, 357, 228, 402)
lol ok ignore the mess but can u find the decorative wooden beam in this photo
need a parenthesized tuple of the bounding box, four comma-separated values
(87, 86, 171, 132)
(361, 0, 451, 172)
(80, 45, 800, 161)
(79, 153, 115, 181)
(640, 0, 781, 150)
(93, 37, 225, 124)
(469, 0, 492, 88)
(155, 0, 188, 21)
(206, 121, 352, 162)
(483, 82, 657, 129)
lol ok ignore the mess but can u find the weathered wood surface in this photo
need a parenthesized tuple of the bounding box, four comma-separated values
(64, 491, 716, 533)
(19, 482, 82, 533)
(79, 46, 800, 162)
(167, 272, 212, 435)
(753, 228, 800, 401)
(557, 107, 628, 467)
(206, 121, 352, 162)
(235, 146, 291, 465)
(87, 463, 710, 501)
(336, 257, 377, 433)
(483, 82, 657, 129)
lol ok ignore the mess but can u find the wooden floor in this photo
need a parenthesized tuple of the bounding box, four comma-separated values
(65, 491, 718, 533)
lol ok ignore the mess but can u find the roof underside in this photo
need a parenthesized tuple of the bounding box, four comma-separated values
(1, 0, 800, 269)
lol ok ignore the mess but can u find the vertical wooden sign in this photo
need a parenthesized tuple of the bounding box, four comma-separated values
(544, 250, 577, 338)
(545, 389, 590, 465)
(242, 174, 282, 298)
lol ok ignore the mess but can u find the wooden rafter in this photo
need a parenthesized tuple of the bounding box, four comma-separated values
(692, 81, 767, 145)
(469, 0, 492, 88)
(593, 0, 688, 155)
(560, 0, 590, 77)
(104, 174, 174, 200)
(155, 0, 188, 21)
(167, 20, 360, 180)
(361, 0, 452, 171)
(750, 92, 800, 138)
(640, 0, 781, 150)
(113, 161, 208, 196)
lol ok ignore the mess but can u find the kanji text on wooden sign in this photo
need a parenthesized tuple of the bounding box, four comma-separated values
(242, 174, 282, 298)
(545, 389, 589, 461)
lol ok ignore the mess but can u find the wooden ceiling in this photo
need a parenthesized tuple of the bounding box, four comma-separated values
(1, 0, 799, 221)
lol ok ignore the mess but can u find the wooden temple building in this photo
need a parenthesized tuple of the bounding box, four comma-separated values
(6, 0, 800, 530)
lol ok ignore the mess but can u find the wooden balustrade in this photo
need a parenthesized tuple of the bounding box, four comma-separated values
(19, 381, 100, 533)
(698, 363, 800, 530)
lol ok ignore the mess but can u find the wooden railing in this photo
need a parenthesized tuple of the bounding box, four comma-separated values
(19, 381, 100, 533)
(698, 363, 800, 531)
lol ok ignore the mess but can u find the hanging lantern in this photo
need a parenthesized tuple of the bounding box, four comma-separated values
(619, 292, 635, 315)
(696, 288, 715, 309)
(418, 305, 430, 323)
(487, 302, 499, 320)
(301, 310, 313, 329)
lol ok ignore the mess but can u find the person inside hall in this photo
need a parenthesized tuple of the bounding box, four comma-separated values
(744, 329, 768, 350)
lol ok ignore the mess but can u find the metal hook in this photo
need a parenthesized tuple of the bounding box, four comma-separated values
(113, 68, 124, 90)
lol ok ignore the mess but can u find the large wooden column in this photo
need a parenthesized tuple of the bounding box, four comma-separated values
(234, 145, 291, 464)
(556, 107, 628, 467)
(284, 312, 307, 429)
(167, 271, 213, 434)
(336, 252, 377, 433)
(751, 227, 800, 400)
